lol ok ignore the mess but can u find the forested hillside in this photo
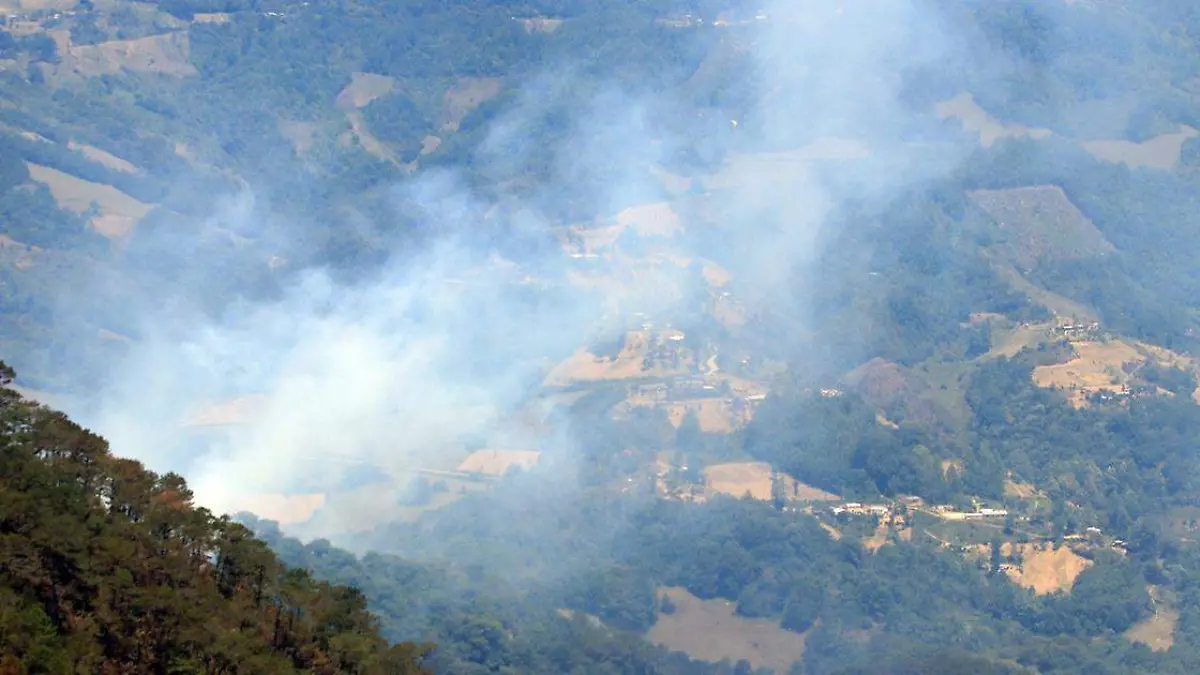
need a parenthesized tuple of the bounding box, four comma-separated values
(0, 363, 428, 673)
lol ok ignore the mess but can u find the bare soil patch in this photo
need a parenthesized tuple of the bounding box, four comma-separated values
(704, 461, 836, 502)
(936, 93, 1051, 148)
(987, 322, 1052, 358)
(456, 449, 541, 476)
(192, 12, 232, 24)
(1124, 586, 1177, 652)
(26, 162, 152, 239)
(442, 77, 502, 131)
(648, 587, 806, 674)
(65, 32, 198, 77)
(613, 201, 683, 238)
(701, 260, 733, 287)
(1032, 339, 1143, 408)
(1005, 542, 1092, 595)
(68, 140, 138, 173)
(1082, 126, 1198, 170)
(516, 17, 563, 33)
(664, 399, 734, 433)
(335, 72, 396, 110)
(543, 330, 688, 386)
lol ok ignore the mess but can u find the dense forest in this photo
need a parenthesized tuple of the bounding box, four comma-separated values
(0, 363, 429, 673)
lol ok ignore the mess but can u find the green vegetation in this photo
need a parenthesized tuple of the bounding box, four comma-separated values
(0, 363, 429, 673)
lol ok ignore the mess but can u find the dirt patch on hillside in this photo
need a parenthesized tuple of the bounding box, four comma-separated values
(844, 358, 926, 410)
(1124, 586, 1177, 652)
(1082, 126, 1198, 170)
(664, 398, 735, 433)
(969, 186, 1114, 271)
(648, 587, 806, 674)
(516, 17, 563, 33)
(456, 449, 540, 476)
(65, 32, 198, 77)
(343, 110, 406, 167)
(1004, 477, 1043, 501)
(704, 461, 836, 502)
(68, 141, 138, 173)
(192, 12, 231, 24)
(26, 162, 152, 239)
(335, 72, 396, 110)
(936, 93, 1051, 148)
(543, 330, 688, 386)
(988, 322, 1052, 358)
(1032, 340, 1143, 407)
(1006, 542, 1092, 595)
(442, 77, 502, 131)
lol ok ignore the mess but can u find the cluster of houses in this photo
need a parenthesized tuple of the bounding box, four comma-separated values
(830, 499, 1010, 523)
(1052, 322, 1102, 341)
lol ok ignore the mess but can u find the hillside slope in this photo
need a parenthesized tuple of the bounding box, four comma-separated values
(0, 362, 429, 673)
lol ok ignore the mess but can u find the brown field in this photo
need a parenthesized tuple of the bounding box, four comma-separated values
(819, 521, 842, 540)
(1082, 126, 1198, 170)
(181, 395, 267, 427)
(456, 449, 541, 476)
(647, 587, 807, 674)
(1004, 477, 1043, 501)
(987, 322, 1052, 358)
(335, 72, 396, 110)
(664, 398, 735, 433)
(516, 17, 563, 33)
(420, 135, 442, 155)
(68, 141, 138, 173)
(1005, 542, 1092, 595)
(543, 330, 688, 386)
(442, 77, 503, 131)
(1125, 586, 1177, 652)
(229, 493, 326, 525)
(704, 461, 837, 502)
(26, 162, 153, 239)
(1032, 339, 1144, 407)
(192, 12, 232, 24)
(936, 92, 1052, 148)
(65, 32, 198, 77)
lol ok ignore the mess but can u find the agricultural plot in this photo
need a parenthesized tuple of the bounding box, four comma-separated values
(647, 587, 806, 674)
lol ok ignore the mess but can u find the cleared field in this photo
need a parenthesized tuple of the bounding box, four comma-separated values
(987, 322, 1052, 358)
(648, 587, 806, 674)
(335, 72, 396, 110)
(664, 399, 734, 433)
(613, 201, 683, 238)
(991, 262, 1099, 322)
(66, 32, 198, 77)
(1124, 586, 1177, 652)
(68, 141, 138, 173)
(1082, 126, 1198, 170)
(442, 77, 502, 131)
(26, 162, 152, 239)
(456, 449, 540, 476)
(970, 186, 1114, 271)
(1005, 542, 1092, 595)
(936, 93, 1051, 148)
(543, 330, 688, 386)
(704, 461, 837, 502)
(1032, 340, 1144, 407)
